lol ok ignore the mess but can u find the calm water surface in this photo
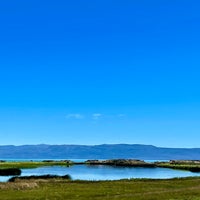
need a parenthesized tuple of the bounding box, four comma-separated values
(1, 160, 200, 182)
(1, 165, 199, 182)
(21, 165, 200, 180)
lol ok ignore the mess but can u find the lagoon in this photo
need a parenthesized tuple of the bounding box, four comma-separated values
(1, 164, 200, 182)
(22, 165, 200, 180)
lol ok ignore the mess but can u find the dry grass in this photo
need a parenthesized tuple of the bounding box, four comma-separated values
(0, 182, 38, 190)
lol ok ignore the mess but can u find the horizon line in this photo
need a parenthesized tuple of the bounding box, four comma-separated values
(0, 143, 199, 149)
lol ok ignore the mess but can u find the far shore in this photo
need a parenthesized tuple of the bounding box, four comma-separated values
(1, 159, 200, 173)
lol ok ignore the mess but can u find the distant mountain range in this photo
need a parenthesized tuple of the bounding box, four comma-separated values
(0, 144, 200, 160)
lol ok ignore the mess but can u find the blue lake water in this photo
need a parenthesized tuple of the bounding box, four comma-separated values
(1, 164, 200, 182)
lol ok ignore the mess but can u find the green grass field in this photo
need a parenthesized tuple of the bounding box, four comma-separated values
(0, 161, 71, 169)
(1, 178, 200, 199)
(156, 163, 200, 172)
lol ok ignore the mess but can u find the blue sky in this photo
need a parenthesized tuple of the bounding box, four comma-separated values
(0, 0, 200, 147)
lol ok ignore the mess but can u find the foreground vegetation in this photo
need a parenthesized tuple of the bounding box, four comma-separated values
(8, 174, 71, 182)
(0, 177, 200, 199)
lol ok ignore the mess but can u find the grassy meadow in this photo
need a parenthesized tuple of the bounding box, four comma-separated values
(1, 178, 200, 199)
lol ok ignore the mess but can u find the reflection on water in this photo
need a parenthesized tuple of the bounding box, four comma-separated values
(1, 164, 199, 182)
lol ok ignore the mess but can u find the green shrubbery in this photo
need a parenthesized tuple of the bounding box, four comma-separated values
(0, 168, 21, 176)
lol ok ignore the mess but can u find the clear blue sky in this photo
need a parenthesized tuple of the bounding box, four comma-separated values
(0, 0, 200, 147)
